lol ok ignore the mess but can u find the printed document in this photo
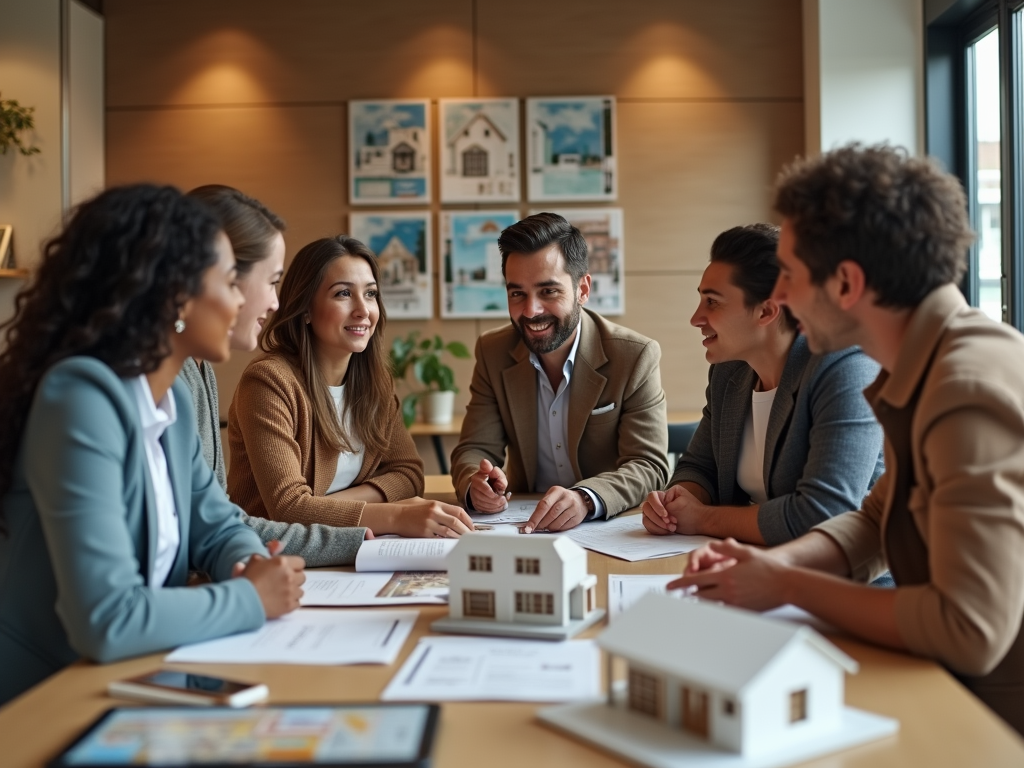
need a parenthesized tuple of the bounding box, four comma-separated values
(565, 515, 714, 561)
(355, 538, 458, 572)
(381, 636, 601, 702)
(607, 573, 836, 631)
(301, 570, 448, 606)
(165, 609, 417, 665)
(468, 499, 540, 526)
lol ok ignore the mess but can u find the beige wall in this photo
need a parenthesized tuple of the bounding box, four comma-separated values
(103, 0, 804, 467)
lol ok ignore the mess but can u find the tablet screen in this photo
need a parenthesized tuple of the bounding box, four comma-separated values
(56, 705, 435, 766)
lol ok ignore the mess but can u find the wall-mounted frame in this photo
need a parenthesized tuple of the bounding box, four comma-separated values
(526, 96, 617, 202)
(441, 210, 520, 319)
(349, 212, 433, 319)
(349, 99, 431, 205)
(440, 98, 521, 203)
(531, 208, 625, 315)
(0, 225, 14, 269)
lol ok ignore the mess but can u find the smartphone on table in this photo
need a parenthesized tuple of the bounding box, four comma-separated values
(107, 669, 268, 707)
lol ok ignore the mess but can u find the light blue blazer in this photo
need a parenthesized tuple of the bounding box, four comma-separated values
(671, 336, 885, 545)
(0, 358, 267, 704)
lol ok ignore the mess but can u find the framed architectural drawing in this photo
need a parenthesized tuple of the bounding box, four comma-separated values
(526, 96, 617, 202)
(532, 208, 624, 315)
(441, 210, 520, 319)
(349, 212, 433, 319)
(349, 100, 431, 205)
(440, 98, 520, 203)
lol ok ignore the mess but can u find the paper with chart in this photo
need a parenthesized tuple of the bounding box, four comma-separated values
(566, 515, 715, 561)
(165, 609, 417, 665)
(382, 636, 601, 702)
(301, 570, 448, 606)
(468, 498, 540, 526)
(608, 574, 836, 631)
(355, 538, 458, 572)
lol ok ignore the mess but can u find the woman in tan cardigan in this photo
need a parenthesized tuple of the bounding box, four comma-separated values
(228, 236, 473, 537)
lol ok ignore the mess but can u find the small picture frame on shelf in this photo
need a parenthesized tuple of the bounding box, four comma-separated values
(0, 225, 13, 269)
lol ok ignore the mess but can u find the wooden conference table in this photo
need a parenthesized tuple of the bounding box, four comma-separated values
(1, 481, 1023, 767)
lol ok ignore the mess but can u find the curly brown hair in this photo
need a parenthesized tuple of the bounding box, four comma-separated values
(0, 184, 222, 521)
(773, 143, 974, 308)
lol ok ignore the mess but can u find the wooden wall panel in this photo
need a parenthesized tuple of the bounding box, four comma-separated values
(104, 0, 805, 460)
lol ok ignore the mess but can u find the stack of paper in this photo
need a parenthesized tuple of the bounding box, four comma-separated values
(301, 571, 448, 606)
(165, 609, 417, 665)
(566, 515, 714, 561)
(355, 538, 458, 571)
(382, 636, 601, 702)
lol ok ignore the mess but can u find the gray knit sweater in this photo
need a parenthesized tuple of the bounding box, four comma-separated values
(178, 358, 366, 567)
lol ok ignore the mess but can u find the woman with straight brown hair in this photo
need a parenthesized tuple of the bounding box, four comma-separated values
(228, 235, 473, 537)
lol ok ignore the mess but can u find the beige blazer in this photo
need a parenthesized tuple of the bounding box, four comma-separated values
(814, 284, 1024, 731)
(451, 309, 669, 517)
(227, 353, 424, 528)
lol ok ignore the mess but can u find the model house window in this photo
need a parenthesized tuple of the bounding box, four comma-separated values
(514, 592, 554, 615)
(789, 689, 807, 723)
(586, 585, 596, 613)
(627, 668, 662, 719)
(515, 557, 541, 575)
(469, 555, 492, 572)
(463, 590, 496, 618)
(463, 146, 488, 177)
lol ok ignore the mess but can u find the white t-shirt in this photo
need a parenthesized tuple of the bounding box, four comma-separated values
(735, 387, 777, 505)
(326, 384, 365, 495)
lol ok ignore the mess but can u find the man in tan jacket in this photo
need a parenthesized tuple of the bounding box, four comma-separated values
(451, 213, 669, 532)
(672, 144, 1024, 734)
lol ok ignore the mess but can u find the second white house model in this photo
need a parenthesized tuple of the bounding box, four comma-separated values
(431, 533, 605, 640)
(538, 594, 898, 768)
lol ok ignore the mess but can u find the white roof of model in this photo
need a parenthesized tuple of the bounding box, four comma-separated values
(448, 532, 586, 559)
(599, 594, 857, 693)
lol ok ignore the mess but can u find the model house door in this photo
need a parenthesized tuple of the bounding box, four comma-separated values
(681, 687, 709, 738)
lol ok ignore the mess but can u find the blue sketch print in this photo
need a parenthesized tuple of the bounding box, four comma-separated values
(529, 98, 615, 199)
(352, 102, 429, 201)
(351, 216, 431, 318)
(444, 212, 519, 317)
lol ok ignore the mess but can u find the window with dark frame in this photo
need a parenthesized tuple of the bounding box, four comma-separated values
(469, 555, 492, 572)
(514, 591, 554, 615)
(627, 668, 662, 719)
(789, 689, 808, 723)
(463, 590, 495, 618)
(515, 557, 540, 575)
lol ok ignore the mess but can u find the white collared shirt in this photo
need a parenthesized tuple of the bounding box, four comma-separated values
(529, 323, 605, 518)
(131, 375, 180, 587)
(736, 387, 777, 505)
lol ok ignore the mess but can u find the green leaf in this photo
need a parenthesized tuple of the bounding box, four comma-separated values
(433, 334, 443, 351)
(445, 341, 471, 358)
(401, 393, 420, 428)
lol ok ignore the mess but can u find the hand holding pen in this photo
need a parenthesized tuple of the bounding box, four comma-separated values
(468, 458, 511, 513)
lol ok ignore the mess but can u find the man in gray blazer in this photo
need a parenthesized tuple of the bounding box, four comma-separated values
(452, 213, 669, 532)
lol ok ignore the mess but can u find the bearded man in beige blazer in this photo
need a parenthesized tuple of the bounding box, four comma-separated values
(451, 213, 669, 533)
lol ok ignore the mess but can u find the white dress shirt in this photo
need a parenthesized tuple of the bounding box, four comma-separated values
(530, 324, 605, 518)
(326, 384, 365, 494)
(735, 387, 777, 505)
(130, 375, 180, 587)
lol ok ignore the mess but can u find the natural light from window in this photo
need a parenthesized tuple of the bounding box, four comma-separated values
(972, 28, 1002, 322)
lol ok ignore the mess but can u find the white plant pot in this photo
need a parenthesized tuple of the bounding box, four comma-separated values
(421, 390, 455, 425)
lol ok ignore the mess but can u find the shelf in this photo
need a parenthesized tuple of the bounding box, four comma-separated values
(0, 268, 29, 278)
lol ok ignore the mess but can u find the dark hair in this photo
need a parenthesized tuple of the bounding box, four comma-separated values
(710, 223, 797, 332)
(187, 185, 286, 276)
(498, 212, 589, 285)
(773, 143, 974, 308)
(0, 184, 222, 519)
(259, 235, 394, 457)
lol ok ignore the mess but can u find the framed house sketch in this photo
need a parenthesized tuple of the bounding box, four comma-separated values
(532, 208, 624, 315)
(441, 210, 520, 319)
(440, 98, 520, 203)
(349, 212, 433, 319)
(526, 96, 617, 202)
(349, 99, 431, 205)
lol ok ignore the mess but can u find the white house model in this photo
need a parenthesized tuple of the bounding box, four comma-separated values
(431, 533, 605, 640)
(538, 594, 898, 768)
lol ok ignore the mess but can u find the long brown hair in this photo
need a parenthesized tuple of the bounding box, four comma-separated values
(259, 236, 393, 456)
(187, 185, 286, 275)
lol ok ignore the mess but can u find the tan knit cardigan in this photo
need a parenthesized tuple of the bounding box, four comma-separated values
(227, 353, 424, 527)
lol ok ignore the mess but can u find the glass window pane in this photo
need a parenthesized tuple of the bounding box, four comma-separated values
(972, 28, 1002, 322)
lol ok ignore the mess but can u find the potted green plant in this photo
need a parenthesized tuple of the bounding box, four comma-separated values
(390, 331, 471, 427)
(0, 94, 41, 156)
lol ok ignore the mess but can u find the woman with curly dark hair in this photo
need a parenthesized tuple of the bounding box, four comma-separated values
(0, 184, 304, 705)
(228, 235, 473, 537)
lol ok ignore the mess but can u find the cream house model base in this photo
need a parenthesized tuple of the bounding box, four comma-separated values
(431, 533, 606, 641)
(538, 594, 898, 768)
